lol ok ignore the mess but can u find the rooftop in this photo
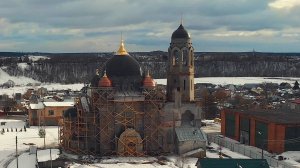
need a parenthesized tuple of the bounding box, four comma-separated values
(175, 127, 206, 142)
(43, 101, 74, 107)
(224, 109, 300, 124)
(196, 158, 269, 168)
(29, 102, 44, 110)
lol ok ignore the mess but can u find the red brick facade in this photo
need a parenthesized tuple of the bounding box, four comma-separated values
(221, 109, 292, 153)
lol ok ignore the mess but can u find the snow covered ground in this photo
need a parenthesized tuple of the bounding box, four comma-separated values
(66, 156, 201, 168)
(69, 157, 183, 168)
(0, 66, 85, 97)
(7, 149, 60, 168)
(0, 118, 249, 168)
(0, 118, 59, 168)
(0, 82, 84, 97)
(207, 143, 250, 159)
(28, 55, 49, 62)
(2, 64, 300, 97)
(211, 136, 300, 167)
(1, 118, 300, 168)
(66, 143, 250, 168)
(0, 119, 197, 168)
(156, 77, 300, 86)
(17, 63, 29, 71)
(201, 120, 221, 134)
(0, 68, 39, 86)
(279, 151, 300, 167)
(2, 73, 300, 98)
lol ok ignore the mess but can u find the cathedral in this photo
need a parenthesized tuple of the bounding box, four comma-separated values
(60, 23, 205, 156)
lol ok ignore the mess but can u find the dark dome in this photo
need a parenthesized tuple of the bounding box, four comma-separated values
(171, 24, 190, 39)
(63, 107, 77, 118)
(99, 40, 143, 91)
(102, 54, 143, 91)
(104, 54, 142, 77)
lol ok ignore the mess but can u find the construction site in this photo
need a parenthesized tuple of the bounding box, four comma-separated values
(60, 82, 170, 156)
(59, 23, 206, 157)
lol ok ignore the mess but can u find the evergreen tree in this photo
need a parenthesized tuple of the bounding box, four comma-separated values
(293, 81, 299, 90)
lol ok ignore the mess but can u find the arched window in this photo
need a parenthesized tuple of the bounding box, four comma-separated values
(181, 110, 195, 126)
(190, 50, 194, 66)
(173, 50, 180, 65)
(182, 49, 188, 66)
(172, 54, 175, 66)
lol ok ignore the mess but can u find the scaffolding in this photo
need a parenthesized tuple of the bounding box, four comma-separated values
(92, 87, 115, 155)
(60, 85, 166, 156)
(142, 86, 166, 155)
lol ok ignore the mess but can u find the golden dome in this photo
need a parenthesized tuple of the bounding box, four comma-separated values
(116, 39, 128, 56)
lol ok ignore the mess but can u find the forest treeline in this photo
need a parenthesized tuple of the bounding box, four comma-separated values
(0, 51, 300, 84)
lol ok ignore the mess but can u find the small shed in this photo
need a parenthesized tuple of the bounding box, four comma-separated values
(175, 127, 206, 156)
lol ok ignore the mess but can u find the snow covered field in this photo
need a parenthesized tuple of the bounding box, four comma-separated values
(0, 119, 245, 168)
(0, 68, 38, 86)
(2, 64, 300, 97)
(69, 157, 196, 168)
(1, 118, 300, 168)
(156, 77, 300, 86)
(0, 119, 200, 168)
(2, 70, 300, 97)
(27, 55, 49, 62)
(0, 82, 84, 97)
(0, 118, 59, 168)
(7, 149, 60, 168)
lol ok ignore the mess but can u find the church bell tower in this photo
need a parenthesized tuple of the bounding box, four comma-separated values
(166, 22, 195, 102)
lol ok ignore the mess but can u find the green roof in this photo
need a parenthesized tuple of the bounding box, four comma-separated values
(175, 127, 205, 142)
(196, 159, 269, 168)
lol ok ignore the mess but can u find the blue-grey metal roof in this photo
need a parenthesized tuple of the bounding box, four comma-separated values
(175, 127, 206, 142)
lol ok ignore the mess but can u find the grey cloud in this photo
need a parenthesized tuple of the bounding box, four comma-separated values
(0, 0, 299, 52)
(0, 0, 272, 29)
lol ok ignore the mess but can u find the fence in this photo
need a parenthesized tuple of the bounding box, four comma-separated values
(208, 135, 299, 168)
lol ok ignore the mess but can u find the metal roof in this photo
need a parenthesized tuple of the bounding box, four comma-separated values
(172, 24, 190, 39)
(225, 109, 300, 125)
(196, 159, 270, 168)
(43, 101, 74, 107)
(29, 102, 44, 110)
(175, 127, 205, 142)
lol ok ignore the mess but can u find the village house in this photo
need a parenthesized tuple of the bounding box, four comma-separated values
(28, 100, 74, 126)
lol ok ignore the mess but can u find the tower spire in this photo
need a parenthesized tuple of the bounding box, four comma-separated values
(116, 32, 128, 56)
(167, 21, 194, 102)
(180, 13, 183, 25)
(121, 31, 123, 42)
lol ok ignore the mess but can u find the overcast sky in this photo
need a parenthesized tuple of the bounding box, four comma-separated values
(0, 0, 299, 53)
